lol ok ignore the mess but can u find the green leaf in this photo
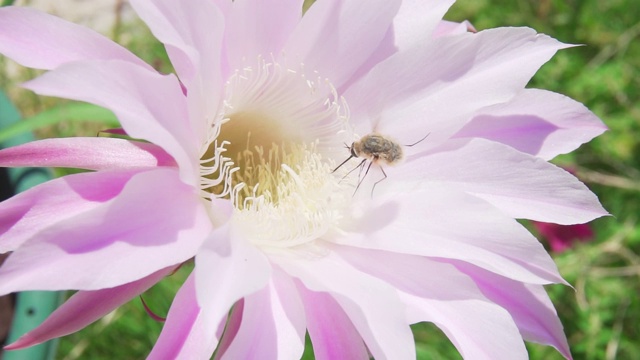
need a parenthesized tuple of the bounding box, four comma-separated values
(0, 103, 119, 143)
(1, 0, 16, 7)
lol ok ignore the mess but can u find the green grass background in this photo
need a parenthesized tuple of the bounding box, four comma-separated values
(1, 0, 639, 359)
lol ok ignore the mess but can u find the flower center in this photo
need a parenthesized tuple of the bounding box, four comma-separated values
(199, 58, 352, 249)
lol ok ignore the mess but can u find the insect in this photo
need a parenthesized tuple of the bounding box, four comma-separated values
(332, 132, 429, 195)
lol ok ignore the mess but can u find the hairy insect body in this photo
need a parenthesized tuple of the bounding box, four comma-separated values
(333, 132, 428, 196)
(332, 133, 411, 196)
(353, 134, 403, 165)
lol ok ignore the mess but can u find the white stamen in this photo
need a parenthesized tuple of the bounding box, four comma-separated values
(197, 56, 353, 249)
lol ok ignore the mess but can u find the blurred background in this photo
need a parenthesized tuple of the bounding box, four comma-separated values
(0, 0, 638, 359)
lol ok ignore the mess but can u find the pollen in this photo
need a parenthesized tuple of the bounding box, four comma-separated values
(232, 143, 348, 249)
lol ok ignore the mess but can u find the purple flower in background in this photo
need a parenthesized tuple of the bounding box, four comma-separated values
(534, 221, 595, 253)
(0, 0, 607, 359)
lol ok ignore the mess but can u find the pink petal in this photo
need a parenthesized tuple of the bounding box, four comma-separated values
(0, 168, 211, 293)
(339, 0, 454, 91)
(224, 0, 304, 69)
(337, 245, 571, 357)
(453, 89, 607, 160)
(276, 252, 415, 359)
(338, 187, 565, 285)
(297, 284, 369, 360)
(214, 300, 242, 359)
(0, 138, 176, 171)
(334, 244, 485, 301)
(129, 0, 225, 143)
(22, 60, 198, 185)
(455, 262, 573, 359)
(215, 272, 305, 359)
(433, 20, 477, 38)
(392, 0, 455, 50)
(129, 0, 223, 90)
(148, 273, 217, 360)
(5, 266, 174, 350)
(194, 219, 272, 342)
(334, 245, 529, 359)
(344, 27, 570, 151)
(0, 170, 137, 252)
(397, 138, 607, 224)
(284, 0, 401, 89)
(338, 28, 396, 94)
(404, 294, 528, 359)
(0, 7, 151, 71)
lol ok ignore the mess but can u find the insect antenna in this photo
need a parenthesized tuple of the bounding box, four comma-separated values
(405, 132, 430, 147)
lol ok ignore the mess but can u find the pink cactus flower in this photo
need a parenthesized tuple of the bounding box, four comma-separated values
(0, 0, 607, 359)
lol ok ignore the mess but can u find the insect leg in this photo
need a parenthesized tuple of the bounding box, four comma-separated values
(354, 161, 373, 196)
(341, 159, 366, 182)
(371, 166, 388, 198)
